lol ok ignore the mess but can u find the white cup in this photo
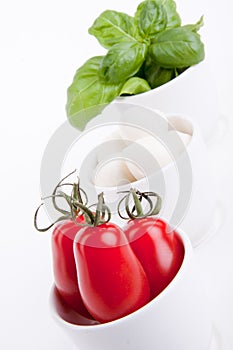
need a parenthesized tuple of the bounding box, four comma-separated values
(63, 103, 216, 246)
(115, 58, 219, 142)
(49, 228, 213, 350)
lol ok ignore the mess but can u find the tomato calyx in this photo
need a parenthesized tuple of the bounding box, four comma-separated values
(74, 192, 111, 227)
(34, 170, 88, 232)
(52, 169, 88, 217)
(117, 188, 162, 220)
(34, 170, 112, 232)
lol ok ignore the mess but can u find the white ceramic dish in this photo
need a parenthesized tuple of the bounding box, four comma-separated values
(62, 103, 216, 246)
(115, 58, 219, 142)
(50, 228, 212, 350)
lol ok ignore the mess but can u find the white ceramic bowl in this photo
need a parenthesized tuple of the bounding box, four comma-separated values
(64, 103, 216, 246)
(49, 228, 212, 350)
(115, 58, 219, 142)
(159, 112, 216, 246)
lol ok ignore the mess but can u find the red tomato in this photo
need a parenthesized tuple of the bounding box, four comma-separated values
(52, 218, 92, 318)
(124, 218, 184, 299)
(73, 222, 150, 323)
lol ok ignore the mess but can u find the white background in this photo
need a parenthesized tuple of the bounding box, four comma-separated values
(1, 0, 233, 349)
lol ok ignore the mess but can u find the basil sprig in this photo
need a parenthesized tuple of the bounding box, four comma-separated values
(66, 0, 205, 130)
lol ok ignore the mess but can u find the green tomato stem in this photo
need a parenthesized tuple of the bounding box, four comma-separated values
(117, 188, 162, 220)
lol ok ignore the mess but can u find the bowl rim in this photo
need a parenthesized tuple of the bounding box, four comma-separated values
(115, 60, 205, 101)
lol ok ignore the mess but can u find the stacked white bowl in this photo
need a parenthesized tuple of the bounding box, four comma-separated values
(49, 59, 224, 349)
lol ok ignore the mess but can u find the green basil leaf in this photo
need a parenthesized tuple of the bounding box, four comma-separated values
(182, 16, 204, 32)
(99, 41, 147, 84)
(88, 10, 140, 49)
(120, 77, 151, 95)
(135, 0, 167, 38)
(155, 0, 181, 28)
(144, 55, 174, 88)
(150, 27, 205, 68)
(66, 56, 123, 130)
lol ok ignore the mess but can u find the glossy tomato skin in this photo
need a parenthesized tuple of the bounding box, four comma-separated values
(73, 222, 150, 323)
(124, 218, 184, 299)
(52, 218, 91, 317)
